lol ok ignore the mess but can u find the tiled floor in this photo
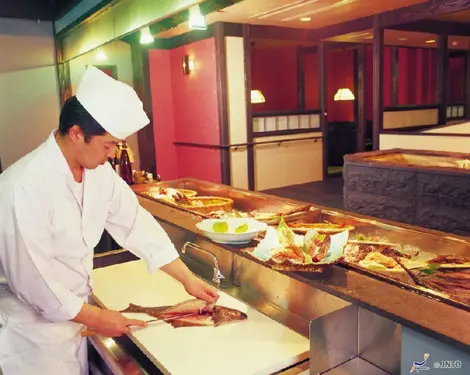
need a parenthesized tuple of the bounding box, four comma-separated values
(262, 176, 345, 210)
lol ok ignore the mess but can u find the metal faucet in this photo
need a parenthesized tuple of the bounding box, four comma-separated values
(181, 242, 225, 285)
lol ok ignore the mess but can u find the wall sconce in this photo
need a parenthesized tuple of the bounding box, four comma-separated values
(182, 55, 195, 75)
(334, 88, 355, 101)
(140, 26, 154, 44)
(251, 89, 265, 104)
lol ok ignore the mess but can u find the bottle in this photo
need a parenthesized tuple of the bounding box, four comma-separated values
(113, 144, 121, 175)
(119, 141, 133, 185)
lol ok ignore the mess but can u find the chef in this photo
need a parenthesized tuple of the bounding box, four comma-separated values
(0, 65, 219, 374)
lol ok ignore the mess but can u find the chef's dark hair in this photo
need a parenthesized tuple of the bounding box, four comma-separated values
(58, 95, 107, 142)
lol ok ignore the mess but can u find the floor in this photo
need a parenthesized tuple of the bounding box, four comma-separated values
(262, 175, 345, 210)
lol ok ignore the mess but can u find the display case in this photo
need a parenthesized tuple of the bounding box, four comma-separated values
(343, 148, 470, 236)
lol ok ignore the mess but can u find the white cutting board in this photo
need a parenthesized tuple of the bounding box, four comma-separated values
(91, 260, 309, 375)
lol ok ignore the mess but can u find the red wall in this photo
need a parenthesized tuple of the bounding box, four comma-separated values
(251, 47, 298, 111)
(448, 56, 466, 103)
(149, 38, 222, 183)
(303, 52, 318, 109)
(396, 48, 437, 106)
(251, 45, 441, 123)
(326, 49, 355, 122)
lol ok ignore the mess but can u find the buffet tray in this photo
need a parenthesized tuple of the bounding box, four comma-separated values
(286, 208, 470, 312)
(131, 178, 315, 224)
(345, 148, 470, 174)
(134, 178, 470, 313)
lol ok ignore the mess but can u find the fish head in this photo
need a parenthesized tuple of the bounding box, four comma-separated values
(212, 306, 248, 327)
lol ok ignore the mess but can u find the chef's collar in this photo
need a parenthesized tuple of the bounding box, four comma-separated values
(75, 65, 149, 139)
(46, 129, 78, 177)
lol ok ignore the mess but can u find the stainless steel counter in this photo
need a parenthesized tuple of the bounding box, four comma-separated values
(89, 178, 470, 374)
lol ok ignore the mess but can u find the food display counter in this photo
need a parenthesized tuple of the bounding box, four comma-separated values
(343, 148, 470, 236)
(89, 178, 470, 375)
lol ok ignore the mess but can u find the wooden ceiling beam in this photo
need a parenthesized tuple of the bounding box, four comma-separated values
(248, 24, 312, 42)
(378, 0, 470, 29)
(308, 0, 470, 40)
(389, 20, 470, 36)
(308, 16, 374, 40)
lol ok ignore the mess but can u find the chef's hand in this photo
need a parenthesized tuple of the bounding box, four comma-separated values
(184, 274, 220, 304)
(93, 309, 148, 337)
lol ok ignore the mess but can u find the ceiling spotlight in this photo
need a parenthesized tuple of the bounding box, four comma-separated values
(300, 17, 311, 22)
(140, 26, 154, 44)
(425, 39, 435, 44)
(189, 4, 207, 30)
(398, 37, 408, 41)
(452, 41, 459, 46)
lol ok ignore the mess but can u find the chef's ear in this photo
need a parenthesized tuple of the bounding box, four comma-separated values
(68, 125, 85, 144)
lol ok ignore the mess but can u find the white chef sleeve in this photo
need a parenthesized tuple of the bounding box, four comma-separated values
(105, 168, 179, 274)
(3, 184, 84, 322)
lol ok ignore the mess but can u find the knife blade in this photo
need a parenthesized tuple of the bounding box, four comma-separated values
(80, 313, 196, 337)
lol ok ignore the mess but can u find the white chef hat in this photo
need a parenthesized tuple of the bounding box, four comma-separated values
(75, 65, 149, 139)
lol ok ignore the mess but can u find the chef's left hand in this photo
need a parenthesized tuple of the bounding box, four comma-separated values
(184, 274, 219, 304)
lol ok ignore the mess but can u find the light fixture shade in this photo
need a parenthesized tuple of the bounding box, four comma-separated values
(251, 90, 265, 104)
(188, 5, 207, 30)
(334, 88, 355, 101)
(182, 55, 195, 75)
(140, 26, 154, 44)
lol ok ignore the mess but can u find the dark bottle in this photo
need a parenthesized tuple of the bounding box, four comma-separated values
(119, 141, 133, 185)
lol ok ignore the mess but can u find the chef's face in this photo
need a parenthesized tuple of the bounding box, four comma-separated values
(69, 126, 121, 169)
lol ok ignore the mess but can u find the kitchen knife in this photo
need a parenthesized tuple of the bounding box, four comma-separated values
(80, 313, 196, 337)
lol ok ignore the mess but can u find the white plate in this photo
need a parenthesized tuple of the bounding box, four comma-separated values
(196, 218, 267, 245)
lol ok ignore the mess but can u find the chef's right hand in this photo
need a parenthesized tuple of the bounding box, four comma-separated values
(93, 309, 148, 337)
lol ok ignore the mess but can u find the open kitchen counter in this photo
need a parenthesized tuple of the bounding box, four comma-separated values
(133, 183, 470, 348)
(90, 178, 470, 375)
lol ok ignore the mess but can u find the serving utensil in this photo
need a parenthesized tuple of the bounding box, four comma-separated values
(80, 313, 196, 337)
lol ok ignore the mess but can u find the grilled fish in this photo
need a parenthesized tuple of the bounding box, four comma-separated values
(120, 299, 247, 329)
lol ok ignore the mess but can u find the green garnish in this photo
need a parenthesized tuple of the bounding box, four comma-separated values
(212, 221, 229, 233)
(421, 263, 440, 275)
(235, 223, 249, 233)
(277, 216, 296, 247)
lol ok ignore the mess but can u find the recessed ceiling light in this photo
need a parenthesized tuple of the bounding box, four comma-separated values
(398, 37, 408, 41)
(300, 17, 311, 22)
(425, 39, 435, 44)
(452, 41, 459, 46)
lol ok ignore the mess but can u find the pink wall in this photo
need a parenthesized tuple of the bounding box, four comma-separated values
(148, 38, 222, 183)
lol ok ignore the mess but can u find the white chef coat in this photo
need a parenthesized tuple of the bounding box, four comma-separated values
(0, 129, 180, 374)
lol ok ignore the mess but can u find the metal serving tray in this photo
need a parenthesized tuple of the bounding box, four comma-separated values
(131, 178, 315, 224)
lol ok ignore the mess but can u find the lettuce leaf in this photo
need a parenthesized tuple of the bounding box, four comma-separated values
(277, 216, 296, 247)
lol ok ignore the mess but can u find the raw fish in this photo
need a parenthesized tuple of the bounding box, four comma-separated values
(119, 299, 247, 329)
